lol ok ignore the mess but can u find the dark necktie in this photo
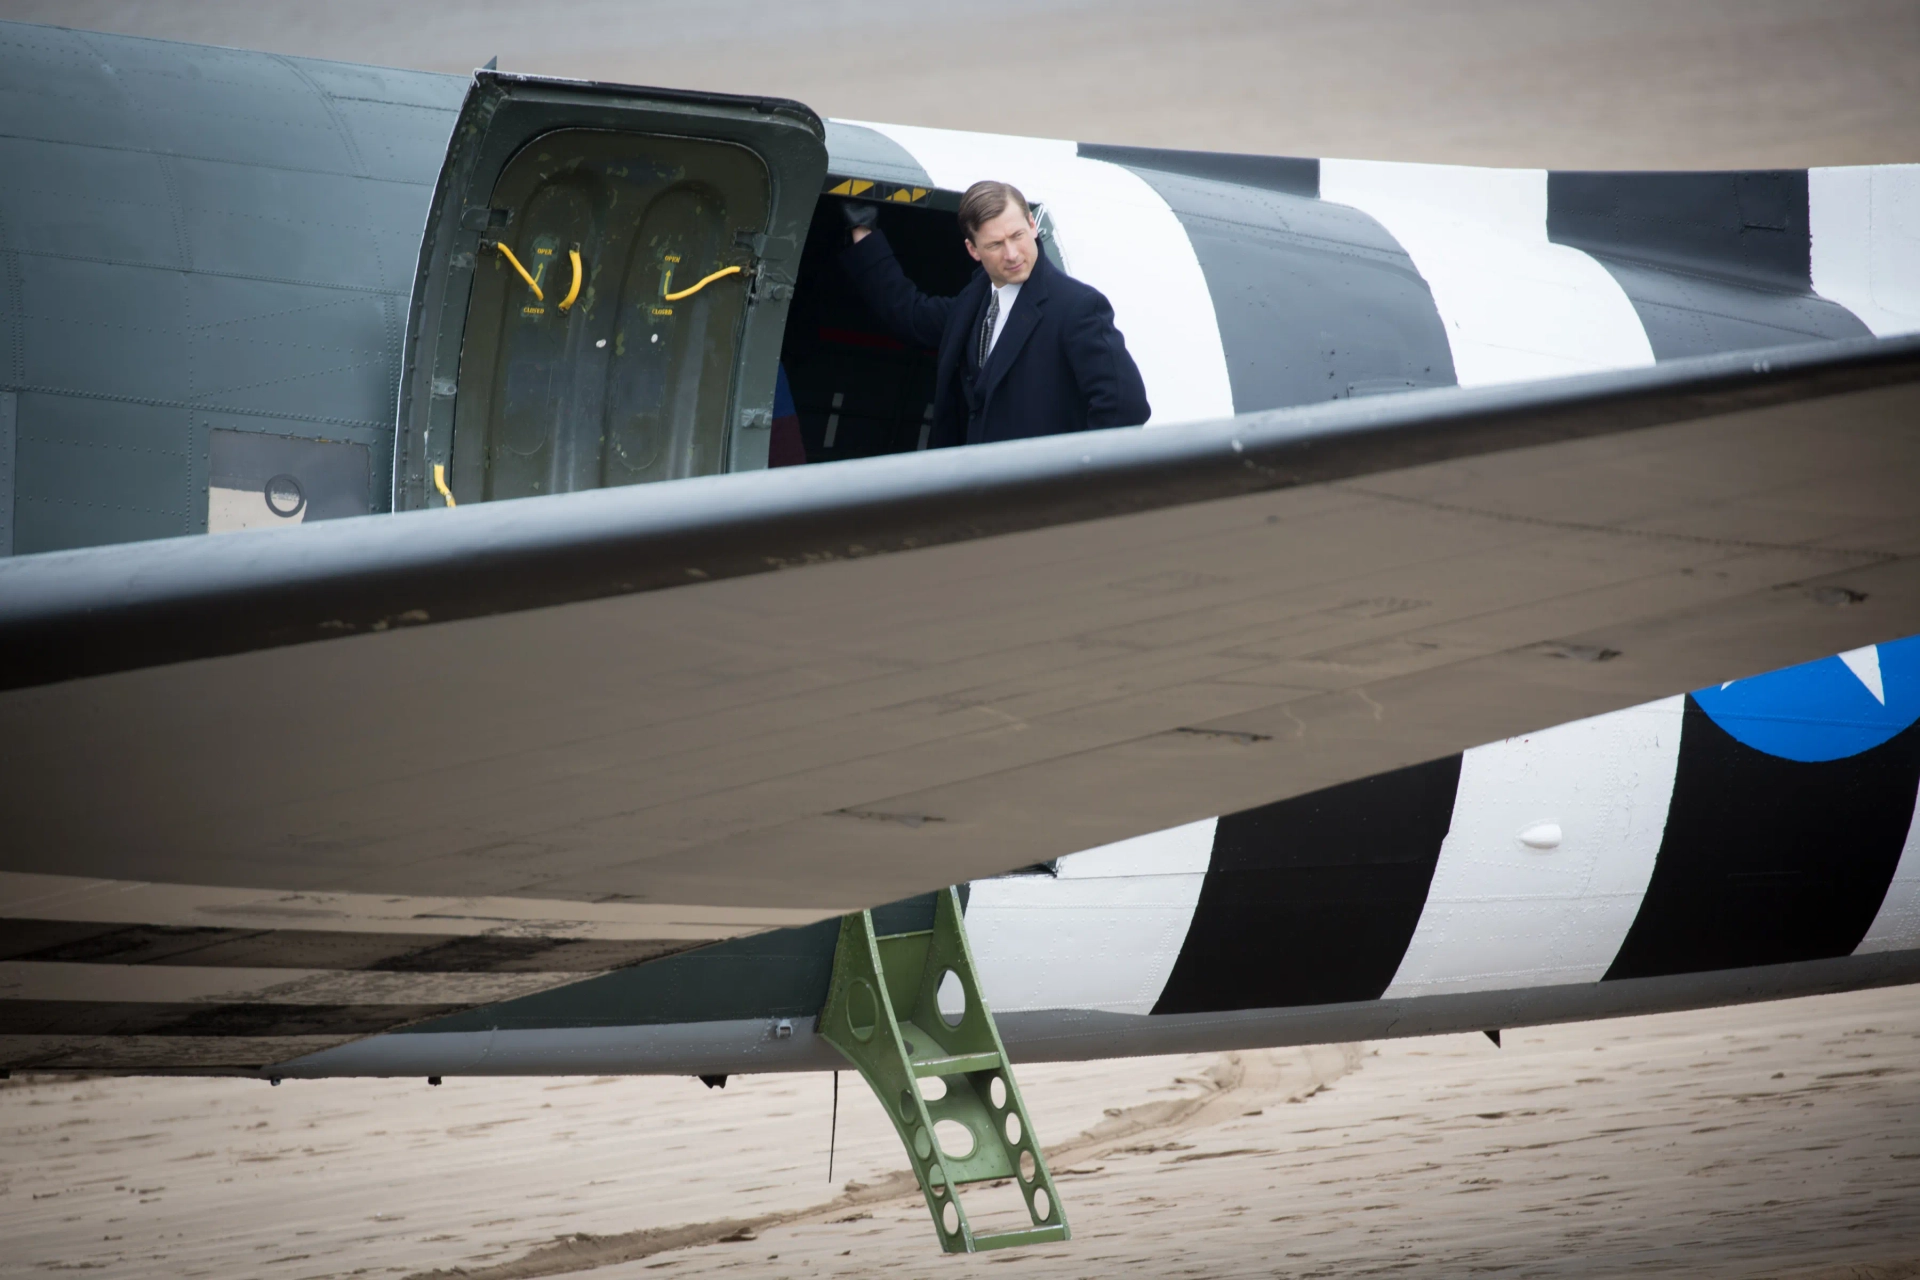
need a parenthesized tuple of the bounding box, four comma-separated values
(977, 289, 999, 369)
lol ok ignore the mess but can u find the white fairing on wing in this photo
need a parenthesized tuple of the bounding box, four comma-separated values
(1811, 164, 1920, 338)
(1856, 777, 1920, 954)
(1384, 695, 1686, 998)
(1318, 159, 1656, 387)
(848, 121, 1237, 427)
(966, 817, 1216, 1016)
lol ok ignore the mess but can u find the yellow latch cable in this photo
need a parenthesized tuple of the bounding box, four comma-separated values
(558, 246, 583, 312)
(486, 240, 544, 302)
(663, 264, 744, 302)
(433, 463, 457, 508)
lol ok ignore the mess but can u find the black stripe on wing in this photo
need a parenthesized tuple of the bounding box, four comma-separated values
(1152, 754, 1462, 1014)
(1605, 696, 1920, 980)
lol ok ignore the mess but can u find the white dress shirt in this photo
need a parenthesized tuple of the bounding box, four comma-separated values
(984, 279, 1022, 358)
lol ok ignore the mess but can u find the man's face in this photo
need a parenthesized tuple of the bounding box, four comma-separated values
(966, 205, 1039, 286)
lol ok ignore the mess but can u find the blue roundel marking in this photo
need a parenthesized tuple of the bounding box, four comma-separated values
(1693, 634, 1920, 762)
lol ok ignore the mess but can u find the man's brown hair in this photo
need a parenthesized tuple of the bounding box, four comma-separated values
(957, 180, 1033, 241)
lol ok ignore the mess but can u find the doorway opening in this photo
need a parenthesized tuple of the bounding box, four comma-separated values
(778, 195, 977, 463)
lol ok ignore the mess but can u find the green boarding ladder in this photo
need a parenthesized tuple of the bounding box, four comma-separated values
(818, 886, 1070, 1253)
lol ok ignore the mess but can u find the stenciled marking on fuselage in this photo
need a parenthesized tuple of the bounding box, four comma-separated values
(843, 120, 1237, 427)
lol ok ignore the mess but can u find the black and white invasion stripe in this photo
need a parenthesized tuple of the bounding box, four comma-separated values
(962, 679, 1920, 1020)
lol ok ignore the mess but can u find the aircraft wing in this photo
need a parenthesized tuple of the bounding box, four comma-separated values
(7, 332, 1919, 930)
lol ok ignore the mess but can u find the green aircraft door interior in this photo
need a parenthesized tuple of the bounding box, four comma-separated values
(396, 73, 827, 510)
(453, 132, 769, 499)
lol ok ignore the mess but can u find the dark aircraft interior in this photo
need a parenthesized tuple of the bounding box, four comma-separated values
(778, 194, 976, 464)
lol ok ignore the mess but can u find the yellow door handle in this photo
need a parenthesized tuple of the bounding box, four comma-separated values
(485, 240, 543, 302)
(433, 463, 457, 508)
(663, 264, 744, 302)
(487, 240, 583, 312)
(558, 246, 582, 311)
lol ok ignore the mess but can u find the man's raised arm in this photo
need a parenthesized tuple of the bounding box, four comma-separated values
(840, 203, 956, 351)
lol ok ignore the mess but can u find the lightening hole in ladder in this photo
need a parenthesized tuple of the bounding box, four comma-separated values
(847, 979, 877, 1042)
(1004, 1112, 1023, 1145)
(1019, 1148, 1037, 1182)
(989, 1074, 1007, 1109)
(942, 1200, 960, 1235)
(1032, 1186, 1051, 1222)
(898, 1088, 916, 1121)
(935, 1119, 975, 1160)
(913, 1126, 933, 1160)
(919, 1075, 948, 1103)
(936, 969, 966, 1026)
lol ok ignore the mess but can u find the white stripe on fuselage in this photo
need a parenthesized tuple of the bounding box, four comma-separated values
(843, 120, 1236, 427)
(1383, 696, 1684, 998)
(965, 818, 1215, 1015)
(1810, 164, 1920, 338)
(1318, 159, 1656, 386)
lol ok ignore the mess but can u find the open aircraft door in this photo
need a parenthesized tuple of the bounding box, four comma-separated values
(394, 72, 827, 509)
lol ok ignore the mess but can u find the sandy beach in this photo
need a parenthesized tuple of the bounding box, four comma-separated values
(4, 985, 1917, 1278)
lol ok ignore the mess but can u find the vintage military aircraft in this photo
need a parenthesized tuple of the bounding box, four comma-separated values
(3, 18, 1919, 1252)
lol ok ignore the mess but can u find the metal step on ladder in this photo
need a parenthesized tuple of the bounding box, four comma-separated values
(818, 886, 1069, 1253)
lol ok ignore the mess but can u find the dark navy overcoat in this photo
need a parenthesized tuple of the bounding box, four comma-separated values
(841, 230, 1151, 447)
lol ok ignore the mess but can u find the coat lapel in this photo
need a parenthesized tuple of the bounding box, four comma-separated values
(954, 272, 990, 370)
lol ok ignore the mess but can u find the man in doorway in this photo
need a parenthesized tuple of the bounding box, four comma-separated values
(841, 180, 1150, 448)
